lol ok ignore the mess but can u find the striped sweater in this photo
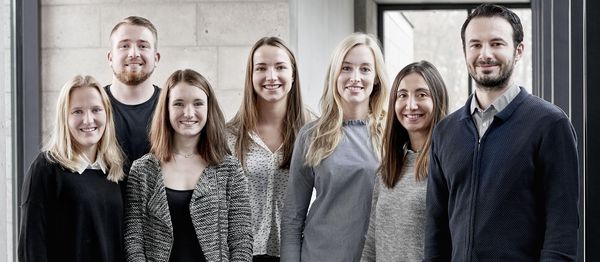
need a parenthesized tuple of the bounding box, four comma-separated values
(124, 153, 253, 262)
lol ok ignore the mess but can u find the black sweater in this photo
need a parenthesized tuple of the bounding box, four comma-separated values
(18, 152, 124, 262)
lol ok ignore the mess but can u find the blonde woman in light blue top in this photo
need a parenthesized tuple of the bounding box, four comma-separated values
(281, 33, 389, 262)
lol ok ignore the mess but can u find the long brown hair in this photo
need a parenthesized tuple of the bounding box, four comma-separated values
(227, 37, 308, 169)
(381, 61, 448, 188)
(150, 69, 230, 165)
(305, 33, 389, 166)
(45, 75, 125, 182)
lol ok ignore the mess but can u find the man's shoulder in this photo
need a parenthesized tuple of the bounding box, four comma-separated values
(518, 93, 569, 121)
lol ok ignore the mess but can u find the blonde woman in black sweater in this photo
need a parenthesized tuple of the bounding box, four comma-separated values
(18, 75, 126, 262)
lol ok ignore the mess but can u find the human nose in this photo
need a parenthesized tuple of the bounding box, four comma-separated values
(184, 104, 194, 117)
(479, 45, 493, 60)
(349, 68, 361, 83)
(83, 111, 93, 124)
(128, 45, 140, 57)
(408, 95, 418, 110)
(266, 67, 276, 82)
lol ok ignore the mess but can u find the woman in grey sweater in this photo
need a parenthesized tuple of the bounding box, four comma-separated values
(124, 69, 252, 262)
(280, 33, 389, 262)
(360, 61, 448, 261)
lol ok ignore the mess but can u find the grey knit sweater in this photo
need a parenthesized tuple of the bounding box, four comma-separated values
(124, 153, 253, 262)
(361, 150, 425, 261)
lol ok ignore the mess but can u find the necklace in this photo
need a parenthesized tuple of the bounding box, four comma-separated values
(176, 152, 196, 158)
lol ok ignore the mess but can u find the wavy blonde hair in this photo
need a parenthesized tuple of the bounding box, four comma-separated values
(305, 33, 389, 166)
(45, 75, 125, 182)
(227, 37, 308, 169)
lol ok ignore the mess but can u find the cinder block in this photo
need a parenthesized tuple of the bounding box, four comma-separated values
(100, 4, 196, 47)
(42, 48, 113, 93)
(197, 2, 289, 46)
(181, 0, 286, 2)
(42, 90, 60, 145)
(214, 89, 243, 122)
(42, 6, 101, 48)
(152, 46, 218, 90)
(1, 5, 9, 48)
(41, 0, 120, 5)
(218, 46, 250, 91)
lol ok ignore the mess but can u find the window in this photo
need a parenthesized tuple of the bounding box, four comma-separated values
(382, 6, 532, 112)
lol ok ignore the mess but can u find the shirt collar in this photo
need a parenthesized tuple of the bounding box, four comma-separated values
(75, 154, 107, 174)
(470, 84, 520, 114)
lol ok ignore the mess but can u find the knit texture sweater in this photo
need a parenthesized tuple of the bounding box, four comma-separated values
(424, 88, 579, 261)
(18, 152, 124, 262)
(361, 150, 425, 261)
(124, 153, 252, 262)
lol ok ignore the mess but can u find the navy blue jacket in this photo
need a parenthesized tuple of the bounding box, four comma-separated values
(424, 88, 579, 261)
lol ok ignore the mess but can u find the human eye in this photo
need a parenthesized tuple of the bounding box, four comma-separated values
(360, 66, 372, 73)
(276, 65, 287, 70)
(469, 43, 481, 49)
(194, 101, 205, 107)
(91, 107, 104, 113)
(397, 92, 407, 99)
(71, 109, 82, 115)
(341, 66, 351, 72)
(255, 66, 266, 72)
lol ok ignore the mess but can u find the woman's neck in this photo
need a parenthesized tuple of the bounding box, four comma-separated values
(257, 98, 287, 126)
(342, 101, 369, 121)
(408, 131, 427, 152)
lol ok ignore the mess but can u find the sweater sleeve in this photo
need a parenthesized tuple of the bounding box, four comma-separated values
(280, 125, 315, 262)
(539, 116, 579, 261)
(18, 153, 51, 262)
(124, 157, 150, 262)
(360, 176, 381, 262)
(226, 159, 253, 261)
(423, 131, 452, 262)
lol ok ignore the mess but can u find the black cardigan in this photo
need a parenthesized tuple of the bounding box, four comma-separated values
(18, 152, 124, 262)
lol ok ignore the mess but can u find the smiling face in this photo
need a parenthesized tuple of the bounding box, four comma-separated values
(336, 44, 377, 110)
(252, 45, 294, 104)
(464, 16, 523, 90)
(108, 24, 160, 86)
(168, 82, 208, 140)
(68, 86, 107, 156)
(395, 73, 434, 137)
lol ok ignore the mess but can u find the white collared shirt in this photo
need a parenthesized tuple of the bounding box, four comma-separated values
(75, 154, 107, 174)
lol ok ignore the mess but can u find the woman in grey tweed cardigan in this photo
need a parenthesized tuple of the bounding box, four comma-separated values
(124, 69, 252, 262)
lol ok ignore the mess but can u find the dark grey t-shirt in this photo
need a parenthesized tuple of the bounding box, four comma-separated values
(104, 85, 160, 172)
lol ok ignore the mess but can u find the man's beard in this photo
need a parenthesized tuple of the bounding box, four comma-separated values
(114, 68, 153, 86)
(469, 59, 515, 90)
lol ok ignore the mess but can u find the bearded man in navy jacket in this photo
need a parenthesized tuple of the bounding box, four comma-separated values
(424, 3, 579, 262)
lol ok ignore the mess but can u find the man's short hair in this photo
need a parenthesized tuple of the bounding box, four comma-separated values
(460, 3, 524, 50)
(110, 16, 158, 48)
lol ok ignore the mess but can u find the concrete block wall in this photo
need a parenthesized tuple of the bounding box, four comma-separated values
(41, 0, 290, 144)
(0, 2, 13, 261)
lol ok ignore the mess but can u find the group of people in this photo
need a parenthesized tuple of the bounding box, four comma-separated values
(17, 3, 579, 262)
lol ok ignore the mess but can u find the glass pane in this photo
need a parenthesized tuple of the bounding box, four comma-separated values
(384, 8, 533, 113)
(0, 1, 13, 261)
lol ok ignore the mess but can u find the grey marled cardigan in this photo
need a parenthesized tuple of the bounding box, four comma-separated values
(124, 153, 253, 262)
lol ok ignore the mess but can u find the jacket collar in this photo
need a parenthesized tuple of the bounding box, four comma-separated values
(460, 86, 529, 122)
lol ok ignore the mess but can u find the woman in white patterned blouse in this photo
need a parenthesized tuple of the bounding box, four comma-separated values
(227, 37, 310, 262)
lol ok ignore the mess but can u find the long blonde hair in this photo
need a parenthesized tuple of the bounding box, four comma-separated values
(45, 75, 125, 182)
(305, 33, 389, 166)
(227, 37, 308, 169)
